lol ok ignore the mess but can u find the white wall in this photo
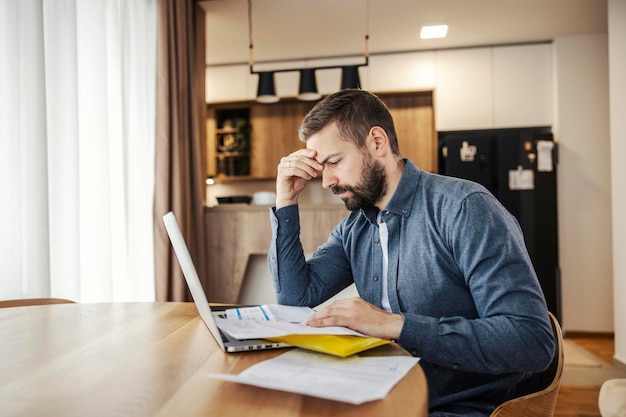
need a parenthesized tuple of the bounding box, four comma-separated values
(553, 34, 613, 332)
(608, 0, 626, 368)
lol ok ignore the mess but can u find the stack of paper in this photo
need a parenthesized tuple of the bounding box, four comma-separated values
(217, 304, 389, 357)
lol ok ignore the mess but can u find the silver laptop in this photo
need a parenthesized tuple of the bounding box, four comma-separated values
(163, 211, 290, 352)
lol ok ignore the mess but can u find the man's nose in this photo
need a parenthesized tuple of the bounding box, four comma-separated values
(321, 169, 335, 190)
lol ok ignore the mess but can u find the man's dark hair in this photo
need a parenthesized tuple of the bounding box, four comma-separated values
(298, 89, 401, 155)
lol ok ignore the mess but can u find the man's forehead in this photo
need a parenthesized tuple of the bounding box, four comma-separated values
(305, 123, 356, 163)
(306, 139, 335, 161)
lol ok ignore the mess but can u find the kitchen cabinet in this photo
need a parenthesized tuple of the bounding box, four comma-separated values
(206, 100, 312, 179)
(492, 44, 552, 128)
(212, 108, 251, 177)
(434, 43, 553, 131)
(206, 103, 250, 178)
(434, 48, 494, 131)
(206, 91, 436, 179)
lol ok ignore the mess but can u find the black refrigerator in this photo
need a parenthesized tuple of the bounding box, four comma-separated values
(438, 127, 561, 322)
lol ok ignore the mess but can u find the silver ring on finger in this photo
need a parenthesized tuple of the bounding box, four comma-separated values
(287, 160, 291, 168)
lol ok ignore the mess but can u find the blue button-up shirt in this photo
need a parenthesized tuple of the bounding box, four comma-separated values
(268, 159, 555, 414)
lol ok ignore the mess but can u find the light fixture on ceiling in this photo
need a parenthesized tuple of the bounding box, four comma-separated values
(420, 24, 448, 40)
(297, 69, 321, 101)
(256, 72, 279, 103)
(340, 65, 361, 90)
(248, 0, 369, 103)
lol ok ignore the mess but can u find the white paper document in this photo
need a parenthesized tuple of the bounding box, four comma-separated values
(509, 166, 534, 190)
(215, 316, 365, 339)
(536, 140, 554, 172)
(216, 304, 366, 339)
(206, 348, 421, 404)
(224, 304, 315, 322)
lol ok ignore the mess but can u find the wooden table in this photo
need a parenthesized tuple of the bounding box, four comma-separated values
(0, 302, 428, 417)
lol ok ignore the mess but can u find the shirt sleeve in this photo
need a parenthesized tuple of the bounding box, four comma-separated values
(268, 204, 352, 307)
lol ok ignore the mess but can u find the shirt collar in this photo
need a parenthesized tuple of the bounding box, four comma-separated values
(360, 158, 420, 224)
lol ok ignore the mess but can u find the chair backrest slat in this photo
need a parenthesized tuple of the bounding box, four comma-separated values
(489, 312, 564, 417)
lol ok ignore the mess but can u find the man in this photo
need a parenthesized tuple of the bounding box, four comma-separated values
(267, 89, 555, 416)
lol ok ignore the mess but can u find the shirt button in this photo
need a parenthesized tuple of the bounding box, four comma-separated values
(285, 218, 290, 223)
(453, 363, 461, 370)
(374, 237, 380, 243)
(402, 209, 408, 214)
(372, 276, 379, 282)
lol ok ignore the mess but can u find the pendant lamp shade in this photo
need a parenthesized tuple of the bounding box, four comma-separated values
(297, 69, 321, 101)
(256, 72, 279, 103)
(340, 66, 361, 90)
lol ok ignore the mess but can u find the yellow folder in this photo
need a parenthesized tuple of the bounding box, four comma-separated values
(268, 334, 390, 357)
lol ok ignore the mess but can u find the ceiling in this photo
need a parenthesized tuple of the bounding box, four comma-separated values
(201, 0, 607, 68)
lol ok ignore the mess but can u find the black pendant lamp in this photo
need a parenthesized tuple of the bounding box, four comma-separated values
(297, 69, 321, 101)
(340, 66, 361, 90)
(256, 72, 279, 103)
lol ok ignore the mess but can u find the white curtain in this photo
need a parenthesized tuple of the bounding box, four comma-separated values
(0, 0, 157, 302)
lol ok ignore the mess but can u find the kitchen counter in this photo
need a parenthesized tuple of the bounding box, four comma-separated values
(204, 204, 348, 303)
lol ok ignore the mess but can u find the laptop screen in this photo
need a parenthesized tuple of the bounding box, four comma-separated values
(162, 211, 226, 351)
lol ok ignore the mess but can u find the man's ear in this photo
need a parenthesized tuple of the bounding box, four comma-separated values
(368, 126, 389, 155)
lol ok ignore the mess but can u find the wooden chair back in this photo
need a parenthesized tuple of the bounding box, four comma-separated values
(0, 298, 76, 308)
(490, 312, 564, 417)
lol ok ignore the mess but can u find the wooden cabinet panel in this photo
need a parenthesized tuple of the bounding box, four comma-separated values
(250, 101, 313, 178)
(380, 93, 436, 173)
(204, 208, 241, 302)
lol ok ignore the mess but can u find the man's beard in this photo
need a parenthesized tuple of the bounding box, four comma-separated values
(331, 156, 387, 211)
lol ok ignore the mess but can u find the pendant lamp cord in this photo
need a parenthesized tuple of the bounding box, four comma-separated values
(365, 0, 370, 59)
(248, 0, 254, 70)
